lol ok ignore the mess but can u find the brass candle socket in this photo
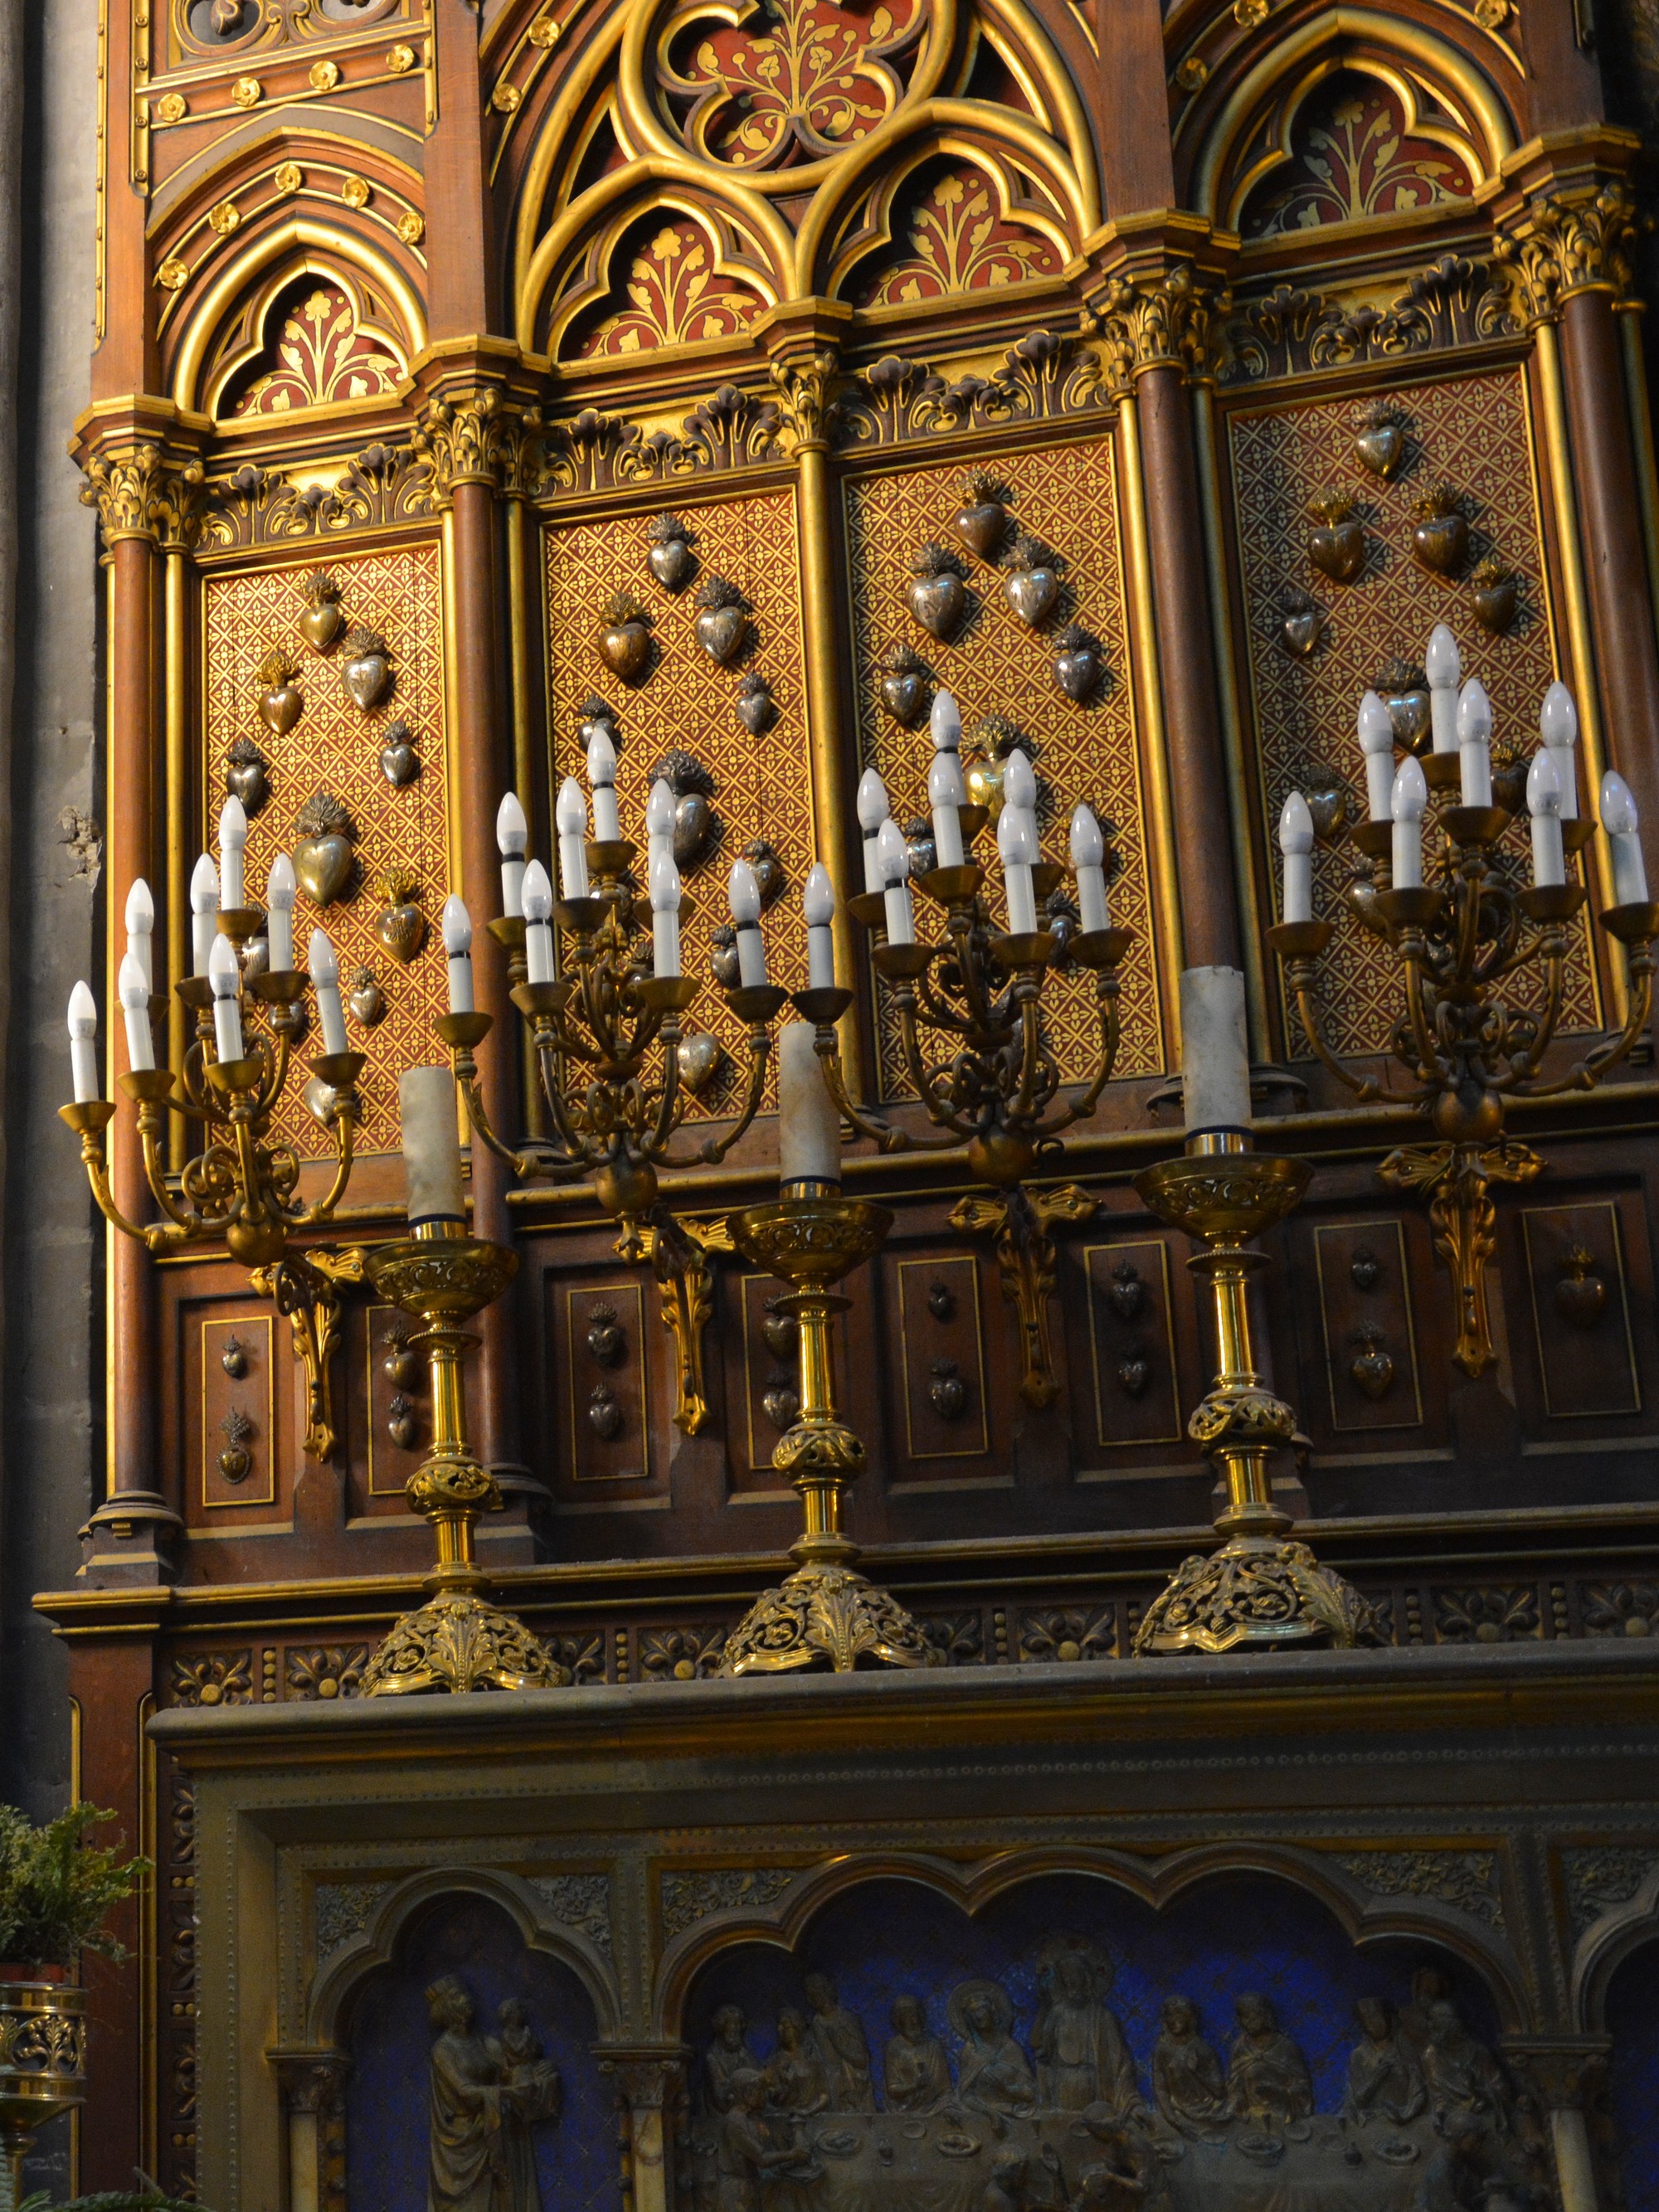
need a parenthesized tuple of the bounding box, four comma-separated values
(716, 1194, 936, 1676)
(359, 1228, 568, 1696)
(1132, 1148, 1382, 1656)
(0, 1978, 85, 2212)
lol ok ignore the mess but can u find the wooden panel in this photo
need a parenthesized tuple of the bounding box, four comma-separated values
(1520, 1201, 1642, 1420)
(1312, 1220, 1424, 1433)
(556, 1281, 654, 1488)
(1082, 1238, 1182, 1448)
(364, 1300, 428, 1503)
(198, 1315, 276, 1510)
(736, 1271, 849, 1485)
(894, 1254, 990, 1462)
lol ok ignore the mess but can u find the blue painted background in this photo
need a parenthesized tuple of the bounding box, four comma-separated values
(1607, 1937, 1659, 2209)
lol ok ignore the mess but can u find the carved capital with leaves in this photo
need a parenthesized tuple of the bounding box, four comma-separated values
(769, 348, 843, 454)
(1500, 2039, 1610, 2113)
(273, 2049, 351, 2115)
(413, 386, 540, 502)
(1086, 263, 1219, 391)
(78, 439, 177, 546)
(1496, 177, 1645, 323)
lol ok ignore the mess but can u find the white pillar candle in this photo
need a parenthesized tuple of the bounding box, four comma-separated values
(190, 853, 220, 975)
(1426, 624, 1461, 755)
(208, 933, 245, 1062)
(995, 800, 1039, 936)
(1602, 771, 1650, 904)
(1277, 793, 1314, 923)
(1070, 803, 1110, 933)
(1540, 680, 1580, 820)
(266, 853, 296, 973)
(876, 819, 915, 946)
(645, 777, 676, 878)
(497, 791, 528, 916)
(441, 893, 474, 1014)
(1358, 691, 1396, 820)
(119, 954, 155, 1073)
(523, 860, 556, 984)
(124, 878, 154, 994)
(650, 851, 682, 980)
(779, 1019, 840, 1189)
(398, 1064, 466, 1228)
(1180, 965, 1251, 1135)
(1527, 751, 1565, 888)
(929, 688, 961, 757)
(586, 724, 620, 843)
(67, 980, 100, 1103)
(218, 794, 248, 911)
(803, 862, 837, 989)
(1457, 678, 1494, 809)
(927, 751, 966, 872)
(728, 858, 767, 985)
(1390, 756, 1428, 890)
(309, 928, 348, 1056)
(554, 777, 589, 900)
(857, 767, 890, 895)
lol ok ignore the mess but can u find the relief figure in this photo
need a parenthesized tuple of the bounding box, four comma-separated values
(704, 2003, 756, 2116)
(1150, 1996, 1228, 2142)
(1420, 2001, 1511, 2137)
(883, 1993, 952, 2112)
(1345, 1996, 1426, 2126)
(803, 1971, 875, 2111)
(1399, 1966, 1452, 2051)
(718, 2069, 806, 2212)
(1032, 1939, 1141, 2117)
(1071, 2112, 1160, 2212)
(1226, 1992, 1313, 2137)
(427, 1974, 559, 2212)
(951, 1978, 1038, 2126)
(765, 2008, 831, 2122)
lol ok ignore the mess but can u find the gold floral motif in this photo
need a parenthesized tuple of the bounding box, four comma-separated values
(1175, 55, 1209, 91)
(207, 199, 240, 237)
(340, 173, 371, 210)
(156, 90, 187, 123)
(157, 257, 189, 291)
(309, 59, 340, 91)
(231, 75, 262, 108)
(1247, 79, 1473, 236)
(672, 0, 922, 168)
(387, 42, 417, 71)
(528, 13, 559, 44)
(864, 168, 1060, 307)
(493, 78, 523, 112)
(275, 160, 303, 193)
(583, 221, 759, 356)
(397, 210, 426, 246)
(231, 284, 401, 416)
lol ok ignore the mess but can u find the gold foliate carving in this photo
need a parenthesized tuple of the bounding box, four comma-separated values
(275, 161, 303, 194)
(1496, 178, 1644, 321)
(157, 258, 189, 292)
(79, 440, 173, 544)
(156, 91, 186, 124)
(387, 43, 417, 73)
(1086, 264, 1216, 391)
(231, 75, 262, 108)
(207, 200, 240, 236)
(412, 388, 538, 501)
(769, 350, 842, 453)
(340, 174, 371, 211)
(151, 457, 210, 552)
(397, 211, 425, 247)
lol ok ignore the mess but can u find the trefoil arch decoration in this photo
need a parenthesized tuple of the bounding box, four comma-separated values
(223, 277, 404, 416)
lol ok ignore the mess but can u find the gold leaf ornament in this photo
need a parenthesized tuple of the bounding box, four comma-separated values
(309, 59, 340, 91)
(208, 199, 241, 236)
(156, 91, 187, 124)
(231, 75, 262, 108)
(340, 175, 371, 211)
(396, 211, 425, 246)
(157, 258, 189, 291)
(275, 161, 303, 194)
(387, 42, 418, 71)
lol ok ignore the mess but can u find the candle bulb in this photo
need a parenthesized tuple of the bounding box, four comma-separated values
(1426, 624, 1461, 755)
(496, 791, 528, 917)
(119, 954, 155, 1073)
(1070, 804, 1110, 934)
(441, 893, 474, 1014)
(124, 878, 154, 994)
(523, 860, 555, 984)
(876, 819, 915, 946)
(554, 778, 590, 900)
(1602, 771, 1650, 905)
(803, 862, 837, 989)
(999, 748, 1040, 935)
(650, 851, 682, 980)
(1180, 965, 1251, 1136)
(930, 688, 961, 756)
(1390, 756, 1428, 890)
(266, 853, 296, 973)
(309, 928, 348, 1057)
(1540, 681, 1580, 820)
(1277, 792, 1314, 924)
(208, 933, 245, 1063)
(66, 980, 100, 1104)
(728, 858, 768, 985)
(399, 1064, 466, 1231)
(645, 777, 676, 878)
(218, 794, 247, 912)
(1527, 750, 1565, 889)
(1358, 691, 1396, 820)
(927, 751, 966, 872)
(586, 724, 620, 843)
(1457, 678, 1493, 809)
(857, 767, 891, 895)
(190, 853, 219, 975)
(779, 1020, 840, 1191)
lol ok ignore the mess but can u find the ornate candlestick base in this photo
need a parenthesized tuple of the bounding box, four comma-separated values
(359, 1232, 569, 1697)
(0, 1977, 85, 2212)
(717, 1195, 937, 1677)
(1132, 1149, 1383, 1657)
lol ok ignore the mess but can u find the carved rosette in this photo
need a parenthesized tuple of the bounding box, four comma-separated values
(1134, 1536, 1384, 1655)
(358, 1590, 572, 1696)
(718, 1561, 937, 1675)
(1496, 179, 1643, 325)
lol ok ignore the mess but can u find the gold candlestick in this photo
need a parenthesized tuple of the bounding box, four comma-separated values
(360, 1225, 567, 1696)
(0, 1979, 85, 2212)
(717, 1193, 936, 1675)
(1132, 1142, 1381, 1656)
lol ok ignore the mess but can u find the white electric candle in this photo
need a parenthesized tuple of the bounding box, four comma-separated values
(190, 853, 219, 975)
(119, 954, 154, 1073)
(554, 778, 589, 900)
(497, 791, 528, 917)
(1358, 691, 1396, 820)
(857, 767, 891, 896)
(266, 853, 296, 973)
(1602, 771, 1650, 905)
(778, 1020, 840, 1189)
(1278, 793, 1314, 923)
(1457, 678, 1494, 809)
(67, 980, 99, 1103)
(650, 851, 682, 980)
(309, 928, 348, 1057)
(398, 1064, 466, 1228)
(927, 752, 966, 872)
(586, 724, 620, 843)
(804, 862, 837, 989)
(124, 879, 154, 995)
(1540, 681, 1580, 821)
(218, 794, 247, 912)
(1180, 965, 1251, 1135)
(930, 688, 961, 757)
(208, 932, 245, 1063)
(523, 860, 555, 984)
(877, 819, 915, 946)
(1390, 756, 1428, 890)
(441, 893, 474, 1014)
(645, 777, 676, 878)
(997, 751, 1040, 936)
(1426, 624, 1461, 755)
(1527, 751, 1565, 889)
(728, 858, 767, 986)
(1070, 804, 1110, 934)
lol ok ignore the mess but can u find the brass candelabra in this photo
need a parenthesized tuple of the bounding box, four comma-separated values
(443, 837, 787, 1436)
(1133, 1141, 1380, 1655)
(716, 1191, 935, 1675)
(841, 811, 1135, 1406)
(1271, 761, 1657, 1377)
(0, 1978, 85, 2212)
(60, 906, 367, 1458)
(359, 1223, 567, 1695)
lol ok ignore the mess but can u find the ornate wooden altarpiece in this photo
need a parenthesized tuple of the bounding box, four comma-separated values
(38, 0, 1659, 2199)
